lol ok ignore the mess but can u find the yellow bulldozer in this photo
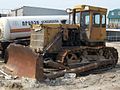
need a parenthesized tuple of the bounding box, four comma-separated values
(5, 5, 118, 81)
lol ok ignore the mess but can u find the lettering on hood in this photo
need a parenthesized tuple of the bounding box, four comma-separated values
(22, 20, 59, 26)
(41, 20, 59, 23)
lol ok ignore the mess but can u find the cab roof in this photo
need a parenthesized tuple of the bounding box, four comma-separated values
(73, 5, 107, 13)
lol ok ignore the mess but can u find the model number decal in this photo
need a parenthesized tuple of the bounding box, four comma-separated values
(41, 20, 59, 24)
(22, 20, 59, 26)
(22, 21, 39, 26)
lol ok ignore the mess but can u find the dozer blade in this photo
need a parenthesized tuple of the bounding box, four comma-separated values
(5, 44, 44, 81)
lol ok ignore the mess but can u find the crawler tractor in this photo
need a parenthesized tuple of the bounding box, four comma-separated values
(5, 5, 118, 80)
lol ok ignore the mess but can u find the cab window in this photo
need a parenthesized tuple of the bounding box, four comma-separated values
(69, 13, 73, 24)
(81, 12, 90, 27)
(102, 14, 106, 27)
(85, 15, 90, 25)
(69, 12, 80, 24)
(93, 13, 100, 27)
(76, 12, 80, 24)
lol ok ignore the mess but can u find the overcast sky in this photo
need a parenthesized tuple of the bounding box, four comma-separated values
(0, 0, 119, 10)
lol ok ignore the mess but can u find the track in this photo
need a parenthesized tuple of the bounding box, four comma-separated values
(56, 47, 118, 69)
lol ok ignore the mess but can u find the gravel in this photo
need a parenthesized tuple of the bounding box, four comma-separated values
(0, 42, 120, 90)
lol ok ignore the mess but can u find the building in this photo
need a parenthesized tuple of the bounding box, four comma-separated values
(0, 9, 11, 17)
(11, 6, 67, 16)
(108, 9, 120, 29)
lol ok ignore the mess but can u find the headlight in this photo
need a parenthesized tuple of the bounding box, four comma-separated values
(66, 8, 72, 13)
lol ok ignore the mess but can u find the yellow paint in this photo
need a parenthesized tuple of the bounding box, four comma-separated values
(73, 5, 107, 13)
(31, 4, 107, 52)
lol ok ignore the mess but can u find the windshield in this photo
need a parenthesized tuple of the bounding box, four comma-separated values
(69, 11, 80, 24)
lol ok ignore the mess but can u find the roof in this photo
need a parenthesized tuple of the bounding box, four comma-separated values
(12, 6, 66, 12)
(11, 6, 67, 16)
(108, 9, 120, 19)
(73, 5, 107, 13)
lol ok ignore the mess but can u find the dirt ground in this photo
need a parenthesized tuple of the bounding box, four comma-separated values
(0, 42, 120, 90)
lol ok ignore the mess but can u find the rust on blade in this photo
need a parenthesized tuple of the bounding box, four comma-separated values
(5, 44, 44, 81)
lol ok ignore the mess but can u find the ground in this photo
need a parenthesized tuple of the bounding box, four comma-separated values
(0, 42, 120, 90)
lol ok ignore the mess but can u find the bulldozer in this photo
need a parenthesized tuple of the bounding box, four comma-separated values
(5, 5, 118, 80)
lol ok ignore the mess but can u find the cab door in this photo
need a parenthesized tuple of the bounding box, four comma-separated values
(80, 11, 90, 41)
(90, 13, 101, 41)
(90, 13, 106, 41)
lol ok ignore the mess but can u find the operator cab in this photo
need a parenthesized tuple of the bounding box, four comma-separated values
(65, 5, 107, 46)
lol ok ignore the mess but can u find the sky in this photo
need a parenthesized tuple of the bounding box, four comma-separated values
(0, 0, 119, 11)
